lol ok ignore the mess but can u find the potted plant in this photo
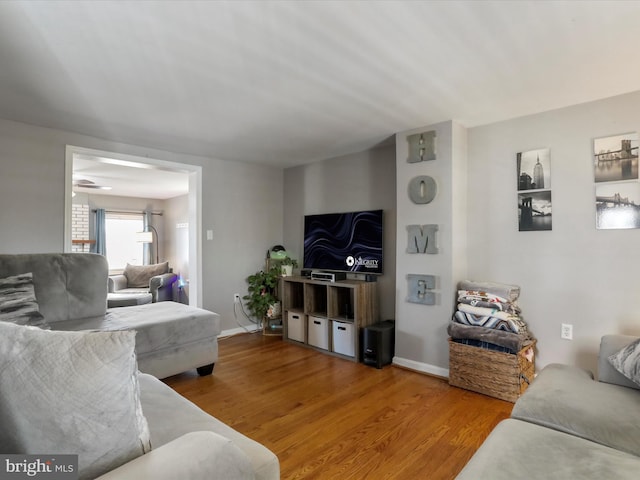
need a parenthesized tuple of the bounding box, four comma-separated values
(280, 257, 298, 277)
(243, 265, 281, 322)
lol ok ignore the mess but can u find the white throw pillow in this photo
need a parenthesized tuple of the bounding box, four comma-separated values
(0, 322, 151, 480)
(608, 338, 640, 387)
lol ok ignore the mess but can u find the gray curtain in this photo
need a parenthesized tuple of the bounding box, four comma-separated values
(143, 211, 153, 265)
(92, 208, 107, 256)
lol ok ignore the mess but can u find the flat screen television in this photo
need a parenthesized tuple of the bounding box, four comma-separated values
(303, 209, 383, 274)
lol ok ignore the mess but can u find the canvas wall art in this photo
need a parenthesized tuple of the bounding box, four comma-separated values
(517, 148, 551, 191)
(594, 133, 638, 183)
(595, 181, 640, 229)
(518, 191, 552, 231)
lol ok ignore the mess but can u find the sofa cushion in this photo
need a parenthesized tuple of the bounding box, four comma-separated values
(124, 262, 169, 288)
(456, 419, 640, 480)
(0, 272, 48, 328)
(138, 373, 279, 480)
(511, 363, 640, 456)
(0, 322, 151, 480)
(608, 338, 640, 387)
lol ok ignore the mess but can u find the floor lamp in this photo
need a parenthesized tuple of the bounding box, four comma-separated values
(136, 225, 159, 264)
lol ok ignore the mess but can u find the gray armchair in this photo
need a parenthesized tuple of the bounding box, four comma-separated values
(108, 262, 178, 302)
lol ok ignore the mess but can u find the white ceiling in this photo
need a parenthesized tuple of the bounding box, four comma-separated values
(72, 154, 189, 199)
(2, 0, 640, 171)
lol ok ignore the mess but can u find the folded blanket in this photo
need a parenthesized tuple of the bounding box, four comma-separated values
(457, 303, 523, 322)
(447, 321, 533, 352)
(457, 290, 521, 314)
(453, 311, 528, 335)
(457, 280, 520, 302)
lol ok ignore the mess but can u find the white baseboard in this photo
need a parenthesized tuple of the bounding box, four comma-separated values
(219, 325, 260, 338)
(393, 356, 449, 379)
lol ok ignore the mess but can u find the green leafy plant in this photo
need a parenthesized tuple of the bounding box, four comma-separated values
(243, 265, 281, 320)
(280, 256, 298, 267)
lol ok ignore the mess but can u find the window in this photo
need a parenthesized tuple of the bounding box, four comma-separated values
(105, 213, 144, 270)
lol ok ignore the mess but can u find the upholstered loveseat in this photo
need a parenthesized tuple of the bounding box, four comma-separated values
(456, 334, 640, 479)
(0, 253, 216, 379)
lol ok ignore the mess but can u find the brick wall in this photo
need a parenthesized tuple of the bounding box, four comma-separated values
(71, 203, 91, 253)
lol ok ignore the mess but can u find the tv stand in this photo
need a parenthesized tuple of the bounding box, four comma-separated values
(281, 276, 378, 361)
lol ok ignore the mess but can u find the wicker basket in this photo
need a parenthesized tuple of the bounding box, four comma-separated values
(448, 338, 536, 403)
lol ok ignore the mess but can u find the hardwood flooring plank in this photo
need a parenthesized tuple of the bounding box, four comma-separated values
(165, 333, 512, 480)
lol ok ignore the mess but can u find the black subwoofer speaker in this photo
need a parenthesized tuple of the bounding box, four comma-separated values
(361, 320, 395, 369)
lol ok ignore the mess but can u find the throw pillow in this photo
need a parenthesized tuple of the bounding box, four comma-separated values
(0, 322, 152, 480)
(0, 272, 48, 329)
(608, 338, 640, 387)
(124, 262, 169, 288)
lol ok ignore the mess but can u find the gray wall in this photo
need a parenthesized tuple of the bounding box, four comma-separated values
(467, 90, 640, 375)
(393, 91, 640, 377)
(0, 117, 283, 332)
(394, 121, 468, 376)
(5, 87, 640, 373)
(164, 194, 189, 299)
(283, 144, 397, 321)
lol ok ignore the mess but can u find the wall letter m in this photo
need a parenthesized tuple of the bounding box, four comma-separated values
(406, 224, 438, 254)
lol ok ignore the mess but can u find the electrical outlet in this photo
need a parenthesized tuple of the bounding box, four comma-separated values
(234, 293, 240, 303)
(561, 323, 573, 340)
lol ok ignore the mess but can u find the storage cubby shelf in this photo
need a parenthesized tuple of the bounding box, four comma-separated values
(281, 276, 379, 362)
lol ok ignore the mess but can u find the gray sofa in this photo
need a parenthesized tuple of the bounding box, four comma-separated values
(108, 262, 178, 303)
(0, 252, 280, 479)
(456, 334, 640, 479)
(97, 373, 280, 480)
(0, 253, 216, 379)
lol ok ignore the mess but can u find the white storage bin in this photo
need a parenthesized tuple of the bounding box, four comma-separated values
(332, 320, 355, 357)
(287, 312, 305, 343)
(308, 315, 329, 350)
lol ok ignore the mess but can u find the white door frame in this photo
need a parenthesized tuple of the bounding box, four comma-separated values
(63, 145, 203, 307)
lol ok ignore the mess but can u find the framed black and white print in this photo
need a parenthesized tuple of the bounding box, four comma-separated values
(517, 148, 550, 191)
(595, 182, 640, 229)
(594, 133, 638, 183)
(518, 191, 552, 231)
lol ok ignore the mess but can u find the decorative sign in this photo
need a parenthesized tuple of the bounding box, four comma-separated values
(407, 131, 436, 163)
(408, 175, 437, 204)
(406, 224, 439, 254)
(407, 274, 436, 305)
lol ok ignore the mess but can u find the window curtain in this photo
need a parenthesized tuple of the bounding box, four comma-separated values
(92, 208, 107, 256)
(143, 211, 153, 265)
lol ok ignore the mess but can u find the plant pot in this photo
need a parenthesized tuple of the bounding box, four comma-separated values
(281, 265, 293, 277)
(267, 301, 281, 319)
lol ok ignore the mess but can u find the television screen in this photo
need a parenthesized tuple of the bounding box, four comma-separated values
(303, 209, 383, 274)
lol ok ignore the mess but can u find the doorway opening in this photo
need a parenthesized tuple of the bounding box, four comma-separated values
(63, 146, 203, 307)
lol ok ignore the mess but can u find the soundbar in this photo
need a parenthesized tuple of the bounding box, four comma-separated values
(310, 271, 346, 282)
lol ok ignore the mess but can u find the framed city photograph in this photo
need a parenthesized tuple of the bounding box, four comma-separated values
(594, 133, 638, 183)
(518, 190, 552, 231)
(595, 181, 640, 229)
(517, 148, 550, 191)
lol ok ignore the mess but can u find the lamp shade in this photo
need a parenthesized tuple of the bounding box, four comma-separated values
(136, 231, 153, 243)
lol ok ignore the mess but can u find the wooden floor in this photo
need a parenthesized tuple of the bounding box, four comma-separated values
(165, 333, 512, 480)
